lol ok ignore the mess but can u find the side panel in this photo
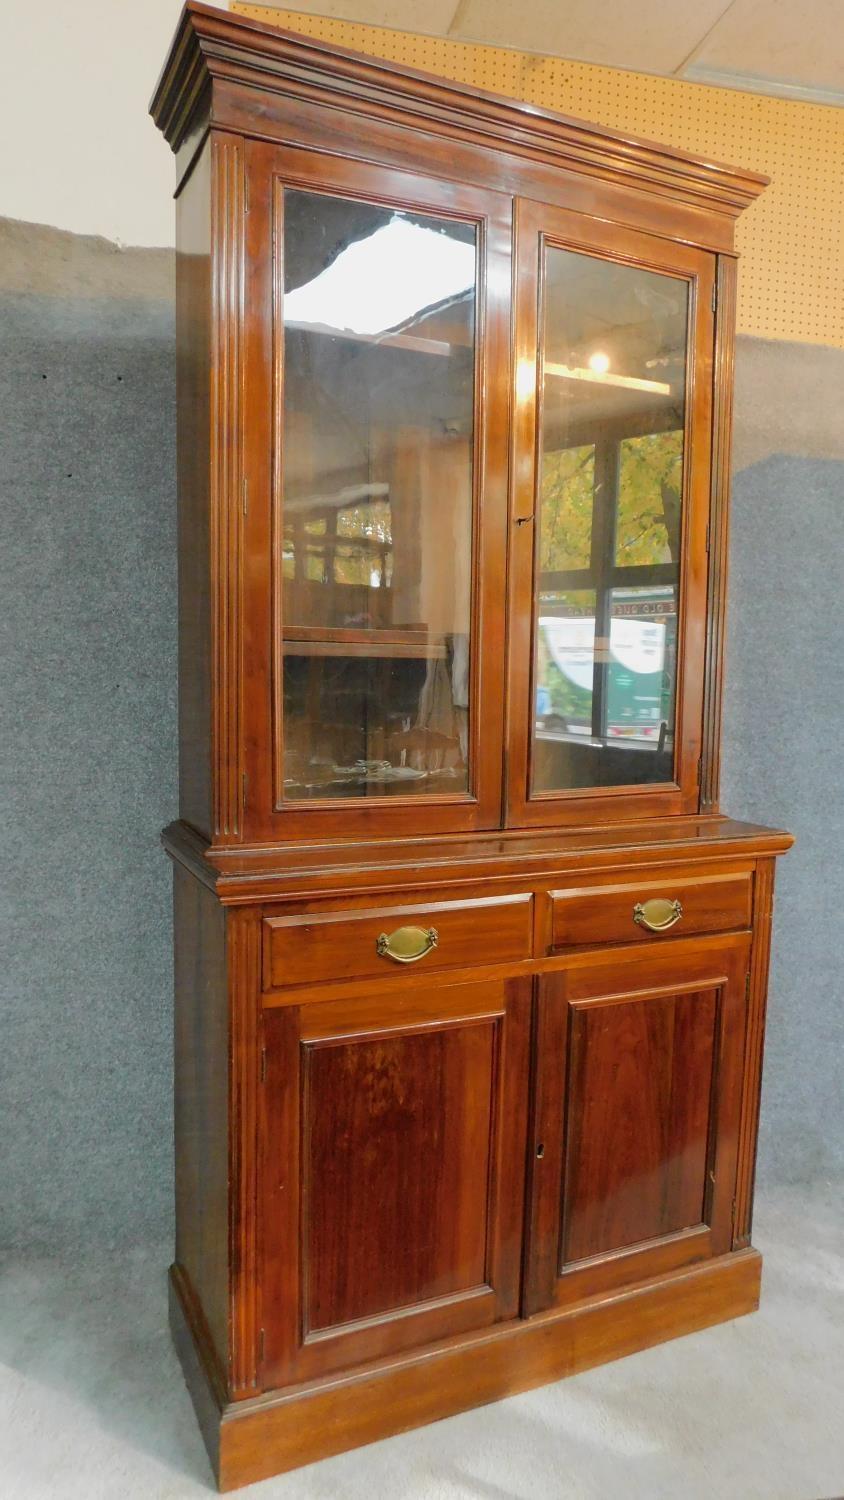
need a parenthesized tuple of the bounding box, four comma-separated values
(173, 864, 229, 1374)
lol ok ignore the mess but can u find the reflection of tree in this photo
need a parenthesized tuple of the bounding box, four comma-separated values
(540, 430, 683, 571)
(546, 657, 592, 722)
(617, 431, 682, 564)
(540, 445, 594, 571)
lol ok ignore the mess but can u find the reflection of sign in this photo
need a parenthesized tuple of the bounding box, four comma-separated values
(540, 616, 666, 681)
(612, 599, 674, 618)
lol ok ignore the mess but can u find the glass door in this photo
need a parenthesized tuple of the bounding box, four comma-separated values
(506, 201, 715, 826)
(241, 145, 511, 840)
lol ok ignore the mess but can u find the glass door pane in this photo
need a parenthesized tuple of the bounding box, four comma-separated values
(532, 247, 688, 794)
(281, 189, 477, 800)
(281, 190, 476, 798)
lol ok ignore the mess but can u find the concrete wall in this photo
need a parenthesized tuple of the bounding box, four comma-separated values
(0, 0, 182, 246)
(1, 216, 842, 1252)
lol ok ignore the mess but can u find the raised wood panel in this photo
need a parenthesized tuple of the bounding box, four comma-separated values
(262, 893, 533, 989)
(260, 976, 530, 1385)
(549, 866, 752, 950)
(303, 1021, 494, 1333)
(563, 987, 717, 1264)
(525, 934, 750, 1314)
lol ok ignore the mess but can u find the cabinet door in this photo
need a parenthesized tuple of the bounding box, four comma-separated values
(524, 935, 749, 1315)
(506, 198, 715, 827)
(241, 141, 512, 843)
(260, 977, 530, 1385)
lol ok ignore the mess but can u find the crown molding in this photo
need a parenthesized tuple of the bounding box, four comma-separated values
(151, 2, 768, 221)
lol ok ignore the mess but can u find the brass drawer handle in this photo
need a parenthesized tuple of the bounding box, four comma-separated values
(376, 926, 439, 964)
(633, 897, 683, 933)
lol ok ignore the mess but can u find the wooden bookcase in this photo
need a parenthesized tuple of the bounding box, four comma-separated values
(152, 5, 792, 1488)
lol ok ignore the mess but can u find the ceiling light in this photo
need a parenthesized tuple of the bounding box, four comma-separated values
(588, 351, 610, 374)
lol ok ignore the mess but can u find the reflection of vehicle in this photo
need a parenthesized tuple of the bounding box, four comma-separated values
(536, 587, 676, 743)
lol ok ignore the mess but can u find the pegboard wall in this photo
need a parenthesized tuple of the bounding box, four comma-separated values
(233, 3, 844, 349)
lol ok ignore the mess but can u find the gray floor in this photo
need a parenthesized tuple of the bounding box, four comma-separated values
(1, 1184, 842, 1500)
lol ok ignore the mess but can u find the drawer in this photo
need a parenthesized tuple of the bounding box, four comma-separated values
(549, 868, 753, 951)
(263, 894, 533, 990)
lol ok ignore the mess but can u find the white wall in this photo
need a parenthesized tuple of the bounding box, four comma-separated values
(0, 0, 199, 247)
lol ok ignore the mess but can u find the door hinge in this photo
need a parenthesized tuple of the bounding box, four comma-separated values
(241, 771, 248, 811)
(705, 521, 711, 554)
(712, 281, 717, 314)
(242, 477, 248, 516)
(260, 1046, 267, 1083)
(244, 175, 250, 214)
(746, 971, 751, 1000)
(731, 1196, 737, 1230)
(696, 755, 703, 788)
(258, 1328, 264, 1364)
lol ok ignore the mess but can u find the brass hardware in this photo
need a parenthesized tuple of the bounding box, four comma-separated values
(633, 897, 683, 933)
(376, 925, 439, 964)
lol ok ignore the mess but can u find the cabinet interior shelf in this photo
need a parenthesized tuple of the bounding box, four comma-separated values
(282, 626, 444, 660)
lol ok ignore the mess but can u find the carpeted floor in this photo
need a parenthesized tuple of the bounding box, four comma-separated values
(1, 1184, 841, 1500)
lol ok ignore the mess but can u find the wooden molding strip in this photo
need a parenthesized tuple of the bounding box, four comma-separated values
(701, 255, 738, 813)
(151, 3, 768, 222)
(210, 135, 245, 839)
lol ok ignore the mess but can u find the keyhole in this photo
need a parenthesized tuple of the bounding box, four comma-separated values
(536, 1142, 545, 1159)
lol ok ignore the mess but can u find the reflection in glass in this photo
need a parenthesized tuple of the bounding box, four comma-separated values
(280, 190, 476, 799)
(532, 247, 688, 793)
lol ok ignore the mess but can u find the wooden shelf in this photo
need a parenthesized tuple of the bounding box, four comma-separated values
(282, 626, 443, 660)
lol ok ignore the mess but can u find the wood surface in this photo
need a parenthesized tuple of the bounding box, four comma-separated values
(549, 864, 752, 948)
(262, 892, 532, 988)
(169, 1244, 763, 1490)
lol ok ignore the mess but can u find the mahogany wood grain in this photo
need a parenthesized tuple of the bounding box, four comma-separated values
(262, 892, 533, 988)
(173, 864, 230, 1372)
(548, 864, 752, 949)
(733, 857, 777, 1247)
(524, 933, 750, 1314)
(700, 255, 738, 813)
(169, 1246, 763, 1490)
(259, 976, 530, 1385)
(175, 142, 213, 838)
(162, 814, 793, 907)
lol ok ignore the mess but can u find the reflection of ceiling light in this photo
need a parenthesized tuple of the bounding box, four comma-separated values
(588, 351, 610, 374)
(284, 217, 475, 337)
(546, 362, 671, 396)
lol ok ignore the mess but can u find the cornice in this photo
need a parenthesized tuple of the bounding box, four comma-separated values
(151, 2, 768, 221)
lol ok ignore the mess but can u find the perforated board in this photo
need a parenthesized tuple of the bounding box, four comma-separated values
(233, 3, 844, 348)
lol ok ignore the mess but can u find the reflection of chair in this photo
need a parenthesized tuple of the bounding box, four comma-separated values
(389, 725, 462, 772)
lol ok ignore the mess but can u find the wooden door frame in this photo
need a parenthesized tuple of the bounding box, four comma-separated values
(505, 198, 716, 829)
(239, 140, 513, 844)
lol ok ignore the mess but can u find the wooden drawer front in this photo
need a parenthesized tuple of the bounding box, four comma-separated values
(263, 894, 533, 990)
(549, 869, 752, 951)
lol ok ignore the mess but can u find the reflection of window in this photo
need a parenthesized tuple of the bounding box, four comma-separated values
(282, 492, 393, 587)
(537, 421, 681, 745)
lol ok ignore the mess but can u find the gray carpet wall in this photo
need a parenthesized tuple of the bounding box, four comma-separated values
(1, 217, 842, 1255)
